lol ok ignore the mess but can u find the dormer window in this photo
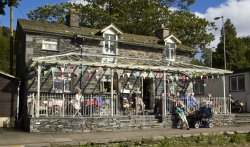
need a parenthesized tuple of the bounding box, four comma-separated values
(164, 34, 180, 61)
(101, 24, 123, 55)
(104, 34, 117, 55)
(166, 42, 175, 61)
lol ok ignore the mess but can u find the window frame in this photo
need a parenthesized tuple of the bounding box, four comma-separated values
(165, 42, 176, 61)
(103, 33, 117, 55)
(53, 76, 72, 93)
(193, 80, 205, 95)
(42, 38, 58, 51)
(229, 74, 245, 92)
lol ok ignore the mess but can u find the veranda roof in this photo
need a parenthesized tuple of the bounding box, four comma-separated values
(31, 52, 232, 75)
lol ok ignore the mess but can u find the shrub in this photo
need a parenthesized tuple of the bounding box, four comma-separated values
(230, 134, 246, 144)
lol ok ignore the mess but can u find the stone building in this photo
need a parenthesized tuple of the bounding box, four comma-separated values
(15, 14, 232, 132)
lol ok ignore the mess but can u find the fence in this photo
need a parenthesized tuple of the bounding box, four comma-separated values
(27, 93, 117, 117)
(165, 96, 231, 115)
(27, 93, 231, 118)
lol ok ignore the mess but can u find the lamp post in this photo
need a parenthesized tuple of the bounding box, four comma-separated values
(214, 16, 227, 114)
(214, 16, 226, 70)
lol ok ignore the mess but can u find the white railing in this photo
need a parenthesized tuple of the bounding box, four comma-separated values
(27, 93, 231, 118)
(27, 93, 117, 117)
(164, 96, 230, 115)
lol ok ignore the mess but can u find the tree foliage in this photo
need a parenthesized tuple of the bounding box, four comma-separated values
(213, 19, 250, 71)
(239, 36, 250, 66)
(0, 26, 10, 72)
(27, 0, 214, 51)
(0, 0, 20, 15)
(168, 10, 214, 49)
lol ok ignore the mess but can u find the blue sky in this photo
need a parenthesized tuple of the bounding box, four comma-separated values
(189, 0, 226, 13)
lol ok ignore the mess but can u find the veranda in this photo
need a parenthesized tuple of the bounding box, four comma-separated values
(25, 53, 233, 132)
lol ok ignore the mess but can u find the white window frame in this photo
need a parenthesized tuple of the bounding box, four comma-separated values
(229, 75, 245, 92)
(165, 42, 175, 61)
(103, 32, 117, 55)
(53, 76, 72, 93)
(42, 38, 58, 51)
(64, 78, 72, 93)
(194, 80, 204, 95)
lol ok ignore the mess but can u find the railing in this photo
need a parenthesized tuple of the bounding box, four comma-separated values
(27, 93, 231, 118)
(27, 93, 117, 117)
(164, 96, 230, 115)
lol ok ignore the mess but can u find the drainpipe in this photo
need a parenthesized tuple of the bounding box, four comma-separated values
(16, 81, 21, 122)
(163, 71, 166, 116)
(111, 68, 114, 116)
(36, 65, 41, 117)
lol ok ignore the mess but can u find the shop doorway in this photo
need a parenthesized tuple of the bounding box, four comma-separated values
(143, 78, 153, 110)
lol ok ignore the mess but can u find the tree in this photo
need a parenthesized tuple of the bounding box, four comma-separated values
(168, 10, 215, 49)
(191, 58, 204, 66)
(213, 19, 249, 70)
(0, 26, 10, 72)
(239, 36, 250, 66)
(201, 48, 213, 67)
(0, 0, 19, 15)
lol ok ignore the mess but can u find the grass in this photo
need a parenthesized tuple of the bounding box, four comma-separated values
(79, 133, 250, 147)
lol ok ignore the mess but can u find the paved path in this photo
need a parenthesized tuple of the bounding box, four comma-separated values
(0, 125, 250, 146)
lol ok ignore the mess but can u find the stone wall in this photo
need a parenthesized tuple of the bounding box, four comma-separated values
(213, 114, 235, 126)
(28, 114, 235, 133)
(25, 34, 191, 63)
(28, 115, 162, 133)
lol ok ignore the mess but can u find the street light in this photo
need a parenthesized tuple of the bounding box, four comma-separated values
(214, 16, 226, 70)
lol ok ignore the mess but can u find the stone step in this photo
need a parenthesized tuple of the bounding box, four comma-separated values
(234, 113, 250, 117)
(235, 120, 250, 123)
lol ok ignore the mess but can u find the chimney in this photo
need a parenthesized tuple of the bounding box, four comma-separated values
(155, 24, 170, 40)
(66, 9, 79, 27)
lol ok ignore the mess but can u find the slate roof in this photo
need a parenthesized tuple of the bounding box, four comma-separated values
(17, 19, 195, 52)
(32, 52, 232, 75)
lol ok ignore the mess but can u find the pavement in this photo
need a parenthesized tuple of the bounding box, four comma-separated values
(0, 125, 250, 147)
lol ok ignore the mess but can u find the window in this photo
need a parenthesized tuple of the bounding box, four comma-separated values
(230, 75, 245, 91)
(194, 80, 204, 95)
(42, 38, 58, 51)
(64, 78, 72, 93)
(165, 42, 175, 61)
(53, 76, 72, 93)
(53, 77, 63, 93)
(104, 34, 117, 54)
(103, 82, 111, 93)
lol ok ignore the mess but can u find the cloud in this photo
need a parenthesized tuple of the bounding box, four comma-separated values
(69, 0, 89, 5)
(193, 0, 250, 48)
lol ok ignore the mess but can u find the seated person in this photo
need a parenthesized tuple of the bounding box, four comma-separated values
(187, 93, 197, 111)
(122, 98, 130, 109)
(199, 102, 212, 118)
